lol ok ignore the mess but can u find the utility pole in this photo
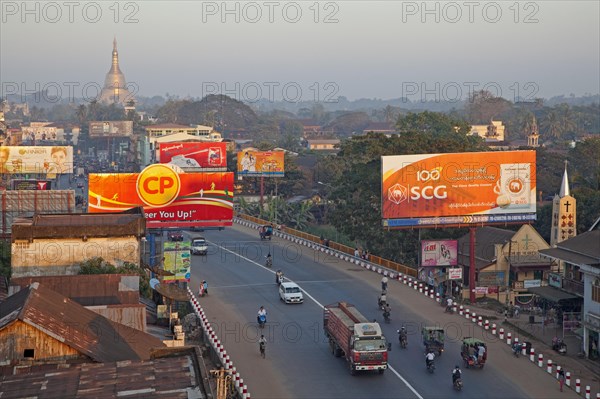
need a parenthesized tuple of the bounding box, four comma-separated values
(210, 368, 232, 399)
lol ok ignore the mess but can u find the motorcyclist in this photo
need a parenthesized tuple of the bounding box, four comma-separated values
(452, 365, 462, 384)
(398, 327, 407, 346)
(425, 350, 435, 369)
(257, 306, 267, 325)
(445, 296, 453, 312)
(266, 253, 273, 268)
(383, 303, 391, 322)
(259, 334, 267, 356)
(378, 291, 387, 309)
(381, 276, 388, 291)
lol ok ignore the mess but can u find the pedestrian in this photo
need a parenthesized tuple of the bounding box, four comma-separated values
(557, 368, 565, 392)
(202, 280, 208, 295)
(354, 248, 360, 258)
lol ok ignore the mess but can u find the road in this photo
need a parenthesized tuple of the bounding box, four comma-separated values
(188, 224, 577, 399)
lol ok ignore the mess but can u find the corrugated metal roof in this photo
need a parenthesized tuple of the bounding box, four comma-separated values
(0, 353, 205, 398)
(0, 283, 164, 363)
(10, 274, 140, 306)
(11, 210, 146, 240)
(458, 227, 515, 269)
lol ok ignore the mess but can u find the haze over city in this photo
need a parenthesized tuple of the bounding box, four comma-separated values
(1, 1, 599, 101)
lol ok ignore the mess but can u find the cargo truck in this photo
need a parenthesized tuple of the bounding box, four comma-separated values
(324, 302, 390, 375)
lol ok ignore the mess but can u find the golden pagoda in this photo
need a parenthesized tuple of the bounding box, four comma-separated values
(99, 38, 134, 105)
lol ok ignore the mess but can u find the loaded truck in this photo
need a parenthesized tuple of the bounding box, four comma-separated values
(324, 302, 389, 375)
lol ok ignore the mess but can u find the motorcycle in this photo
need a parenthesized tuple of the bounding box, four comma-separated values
(258, 314, 266, 329)
(453, 378, 463, 391)
(275, 271, 284, 285)
(552, 337, 567, 355)
(266, 257, 273, 268)
(444, 304, 454, 314)
(378, 295, 387, 311)
(398, 330, 408, 349)
(512, 342, 523, 357)
(426, 359, 435, 373)
(383, 310, 391, 324)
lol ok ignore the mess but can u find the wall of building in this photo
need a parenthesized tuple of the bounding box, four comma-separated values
(11, 237, 139, 277)
(87, 304, 147, 332)
(0, 321, 85, 366)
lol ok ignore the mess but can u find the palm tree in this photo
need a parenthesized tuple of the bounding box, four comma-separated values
(541, 111, 562, 140)
(559, 105, 577, 139)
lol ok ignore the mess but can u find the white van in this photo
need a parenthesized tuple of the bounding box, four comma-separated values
(279, 282, 304, 304)
(191, 237, 208, 255)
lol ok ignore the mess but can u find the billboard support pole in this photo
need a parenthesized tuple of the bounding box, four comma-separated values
(260, 175, 264, 207)
(469, 227, 476, 304)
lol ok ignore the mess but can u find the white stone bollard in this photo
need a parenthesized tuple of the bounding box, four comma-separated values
(537, 353, 543, 367)
(547, 359, 553, 374)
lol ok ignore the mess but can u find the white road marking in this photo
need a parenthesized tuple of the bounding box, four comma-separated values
(209, 239, 425, 399)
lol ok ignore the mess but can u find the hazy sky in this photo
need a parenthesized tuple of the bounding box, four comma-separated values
(1, 1, 599, 102)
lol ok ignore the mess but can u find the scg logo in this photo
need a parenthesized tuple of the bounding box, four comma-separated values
(136, 164, 181, 207)
(388, 183, 448, 204)
(410, 185, 448, 200)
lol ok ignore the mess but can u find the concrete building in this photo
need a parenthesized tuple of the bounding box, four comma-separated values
(469, 120, 506, 142)
(306, 139, 340, 151)
(10, 210, 146, 277)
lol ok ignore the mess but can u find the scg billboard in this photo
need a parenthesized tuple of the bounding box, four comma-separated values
(158, 142, 227, 169)
(382, 151, 536, 227)
(88, 164, 233, 228)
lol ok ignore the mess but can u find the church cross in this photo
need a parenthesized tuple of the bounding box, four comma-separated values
(564, 201, 571, 212)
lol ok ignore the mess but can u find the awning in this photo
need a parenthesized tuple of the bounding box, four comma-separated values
(539, 247, 598, 267)
(528, 286, 580, 303)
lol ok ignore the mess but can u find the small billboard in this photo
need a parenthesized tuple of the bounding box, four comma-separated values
(237, 149, 284, 177)
(89, 121, 134, 137)
(0, 146, 74, 174)
(163, 241, 191, 283)
(11, 179, 52, 190)
(158, 142, 227, 169)
(421, 240, 458, 266)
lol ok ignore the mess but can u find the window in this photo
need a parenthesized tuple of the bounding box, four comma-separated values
(593, 279, 600, 303)
(23, 349, 34, 358)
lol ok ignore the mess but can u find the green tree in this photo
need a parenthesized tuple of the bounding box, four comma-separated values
(326, 113, 486, 263)
(541, 111, 562, 140)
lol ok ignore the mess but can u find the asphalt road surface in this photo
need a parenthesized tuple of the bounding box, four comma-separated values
(188, 225, 578, 399)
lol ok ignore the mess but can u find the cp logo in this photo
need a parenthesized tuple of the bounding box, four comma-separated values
(136, 164, 181, 207)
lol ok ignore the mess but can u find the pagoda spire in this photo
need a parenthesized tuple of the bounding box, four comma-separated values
(559, 160, 570, 197)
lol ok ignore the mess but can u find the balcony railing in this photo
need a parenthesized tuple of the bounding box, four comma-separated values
(562, 278, 584, 297)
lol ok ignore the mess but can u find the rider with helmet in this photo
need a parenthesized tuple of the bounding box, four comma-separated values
(452, 365, 462, 384)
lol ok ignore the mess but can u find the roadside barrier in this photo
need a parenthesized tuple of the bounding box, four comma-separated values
(233, 216, 599, 399)
(188, 287, 250, 399)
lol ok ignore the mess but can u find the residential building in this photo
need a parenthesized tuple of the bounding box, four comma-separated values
(540, 221, 600, 360)
(8, 274, 148, 332)
(10, 210, 146, 277)
(0, 282, 164, 367)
